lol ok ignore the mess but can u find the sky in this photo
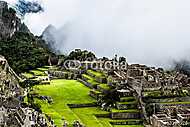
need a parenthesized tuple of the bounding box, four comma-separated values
(5, 0, 190, 68)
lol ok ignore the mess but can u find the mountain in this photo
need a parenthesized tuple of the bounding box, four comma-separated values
(0, 1, 25, 39)
(0, 1, 54, 73)
(42, 24, 68, 54)
(42, 24, 59, 53)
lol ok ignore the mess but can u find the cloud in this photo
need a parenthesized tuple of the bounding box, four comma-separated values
(5, 0, 190, 68)
(15, 0, 44, 17)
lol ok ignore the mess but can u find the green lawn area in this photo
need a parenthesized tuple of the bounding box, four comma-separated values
(72, 107, 111, 127)
(72, 108, 143, 127)
(34, 79, 96, 126)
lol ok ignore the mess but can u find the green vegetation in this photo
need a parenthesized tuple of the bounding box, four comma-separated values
(82, 74, 98, 86)
(72, 107, 111, 127)
(99, 83, 110, 90)
(120, 97, 136, 102)
(65, 49, 96, 61)
(33, 79, 142, 127)
(111, 109, 140, 113)
(113, 125, 144, 127)
(22, 72, 34, 78)
(87, 70, 105, 77)
(117, 101, 138, 105)
(34, 80, 96, 126)
(22, 66, 50, 78)
(30, 69, 46, 76)
(0, 32, 53, 73)
(160, 101, 190, 104)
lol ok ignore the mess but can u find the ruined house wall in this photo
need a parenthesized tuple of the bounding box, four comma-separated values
(0, 55, 22, 97)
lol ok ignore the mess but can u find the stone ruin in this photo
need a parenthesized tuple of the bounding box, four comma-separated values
(0, 55, 49, 127)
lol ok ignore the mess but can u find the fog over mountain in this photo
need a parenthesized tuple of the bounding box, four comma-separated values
(5, 0, 190, 68)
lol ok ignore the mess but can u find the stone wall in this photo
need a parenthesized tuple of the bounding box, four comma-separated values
(0, 55, 22, 97)
(77, 78, 93, 89)
(111, 112, 141, 119)
(67, 103, 97, 108)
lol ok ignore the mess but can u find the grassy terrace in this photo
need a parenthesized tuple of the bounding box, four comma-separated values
(29, 67, 143, 127)
(83, 74, 110, 90)
(22, 66, 50, 78)
(160, 101, 190, 104)
(82, 74, 98, 86)
(117, 101, 138, 105)
(22, 72, 34, 78)
(30, 69, 46, 76)
(71, 107, 111, 127)
(113, 125, 144, 127)
(120, 97, 136, 102)
(34, 80, 96, 126)
(99, 83, 110, 90)
(111, 109, 140, 113)
(87, 69, 105, 77)
(33, 79, 143, 127)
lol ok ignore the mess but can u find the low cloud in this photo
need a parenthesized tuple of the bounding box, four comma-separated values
(6, 0, 190, 68)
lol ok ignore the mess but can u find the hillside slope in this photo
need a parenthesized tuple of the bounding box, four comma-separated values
(0, 1, 54, 73)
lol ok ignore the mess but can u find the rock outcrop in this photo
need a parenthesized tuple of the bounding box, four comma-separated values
(0, 1, 22, 39)
(0, 55, 22, 97)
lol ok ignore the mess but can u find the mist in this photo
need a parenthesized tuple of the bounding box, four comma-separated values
(6, 0, 190, 68)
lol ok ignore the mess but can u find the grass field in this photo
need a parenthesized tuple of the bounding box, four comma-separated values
(34, 79, 129, 127)
(72, 107, 112, 127)
(29, 66, 144, 127)
(34, 79, 143, 127)
(34, 79, 96, 126)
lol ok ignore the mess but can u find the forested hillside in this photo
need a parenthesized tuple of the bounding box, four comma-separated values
(0, 1, 54, 73)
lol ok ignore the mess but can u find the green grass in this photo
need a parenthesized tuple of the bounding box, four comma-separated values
(112, 125, 144, 127)
(36, 67, 49, 71)
(160, 101, 190, 104)
(120, 97, 136, 102)
(99, 83, 110, 90)
(83, 74, 109, 90)
(109, 119, 142, 122)
(72, 107, 111, 127)
(82, 74, 99, 86)
(22, 72, 34, 78)
(117, 101, 138, 105)
(91, 90, 102, 94)
(34, 79, 96, 126)
(30, 69, 46, 76)
(111, 109, 140, 113)
(22, 66, 50, 78)
(87, 70, 105, 77)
